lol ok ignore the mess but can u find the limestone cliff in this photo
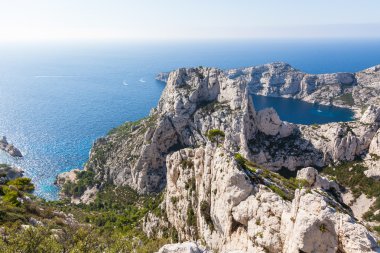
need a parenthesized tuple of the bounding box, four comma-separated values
(228, 62, 380, 117)
(162, 147, 378, 252)
(59, 64, 380, 252)
(82, 65, 380, 195)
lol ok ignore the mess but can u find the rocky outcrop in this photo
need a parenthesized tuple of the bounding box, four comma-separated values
(62, 64, 380, 195)
(249, 105, 380, 171)
(227, 62, 380, 117)
(0, 164, 24, 183)
(55, 169, 80, 187)
(55, 169, 97, 204)
(0, 136, 22, 157)
(296, 167, 339, 192)
(159, 62, 380, 117)
(78, 67, 256, 195)
(164, 145, 378, 252)
(157, 242, 207, 253)
(365, 126, 380, 179)
(59, 64, 380, 251)
(156, 72, 170, 83)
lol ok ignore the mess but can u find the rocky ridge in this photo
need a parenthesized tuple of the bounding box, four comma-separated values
(59, 64, 380, 252)
(235, 62, 380, 117)
(158, 62, 380, 117)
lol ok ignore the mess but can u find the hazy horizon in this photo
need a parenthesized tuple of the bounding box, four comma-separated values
(1, 0, 380, 42)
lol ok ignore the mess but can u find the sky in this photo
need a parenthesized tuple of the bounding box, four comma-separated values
(1, 0, 380, 42)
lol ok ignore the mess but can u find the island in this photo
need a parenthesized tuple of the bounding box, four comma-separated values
(0, 136, 22, 157)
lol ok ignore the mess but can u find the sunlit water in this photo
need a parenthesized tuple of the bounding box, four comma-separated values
(252, 95, 354, 124)
(0, 40, 379, 199)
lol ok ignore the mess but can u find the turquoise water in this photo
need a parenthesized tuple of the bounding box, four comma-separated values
(252, 95, 355, 124)
(0, 40, 379, 199)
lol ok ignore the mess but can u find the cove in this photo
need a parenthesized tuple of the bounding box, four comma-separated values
(252, 94, 355, 125)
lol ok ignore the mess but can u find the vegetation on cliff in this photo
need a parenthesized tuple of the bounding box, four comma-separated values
(0, 165, 174, 252)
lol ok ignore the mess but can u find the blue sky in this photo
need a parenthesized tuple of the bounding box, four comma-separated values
(1, 0, 380, 41)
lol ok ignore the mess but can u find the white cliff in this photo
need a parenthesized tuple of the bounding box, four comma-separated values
(161, 147, 378, 252)
(59, 64, 380, 252)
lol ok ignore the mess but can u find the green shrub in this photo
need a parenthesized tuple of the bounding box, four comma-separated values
(206, 129, 225, 145)
(7, 177, 35, 192)
(2, 188, 20, 206)
(234, 153, 257, 173)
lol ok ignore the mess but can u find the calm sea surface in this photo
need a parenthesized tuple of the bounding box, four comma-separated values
(0, 40, 379, 199)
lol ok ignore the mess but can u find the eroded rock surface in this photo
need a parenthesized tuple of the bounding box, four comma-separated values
(60, 64, 380, 252)
(0, 136, 22, 157)
(164, 146, 378, 252)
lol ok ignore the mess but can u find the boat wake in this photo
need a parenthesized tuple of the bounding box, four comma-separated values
(34, 75, 78, 78)
(139, 78, 146, 83)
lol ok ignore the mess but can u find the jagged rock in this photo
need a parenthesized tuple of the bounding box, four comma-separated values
(0, 136, 22, 157)
(64, 64, 380, 196)
(73, 67, 256, 195)
(0, 164, 24, 182)
(227, 62, 380, 117)
(143, 211, 170, 238)
(361, 105, 380, 124)
(282, 189, 378, 253)
(296, 167, 318, 185)
(365, 129, 380, 179)
(156, 72, 170, 83)
(58, 64, 380, 251)
(156, 242, 207, 253)
(296, 167, 339, 191)
(55, 169, 80, 187)
(257, 108, 282, 136)
(55, 169, 97, 204)
(165, 146, 378, 252)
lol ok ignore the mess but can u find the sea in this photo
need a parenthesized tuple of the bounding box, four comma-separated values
(0, 39, 379, 199)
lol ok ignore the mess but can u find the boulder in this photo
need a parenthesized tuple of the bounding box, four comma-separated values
(157, 242, 206, 253)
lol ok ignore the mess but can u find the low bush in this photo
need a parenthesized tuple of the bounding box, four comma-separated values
(206, 129, 225, 145)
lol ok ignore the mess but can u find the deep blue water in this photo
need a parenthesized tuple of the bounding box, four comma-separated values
(252, 95, 354, 124)
(0, 39, 379, 199)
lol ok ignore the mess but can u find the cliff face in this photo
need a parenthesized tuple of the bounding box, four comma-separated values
(83, 65, 380, 196)
(59, 64, 380, 252)
(84, 67, 256, 195)
(227, 62, 380, 116)
(164, 147, 378, 252)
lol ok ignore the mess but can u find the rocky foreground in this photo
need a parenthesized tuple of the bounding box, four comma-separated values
(59, 65, 380, 252)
